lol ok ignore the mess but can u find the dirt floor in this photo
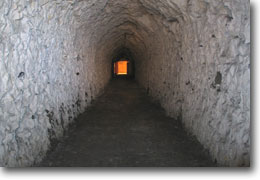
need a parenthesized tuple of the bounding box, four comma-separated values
(39, 78, 216, 167)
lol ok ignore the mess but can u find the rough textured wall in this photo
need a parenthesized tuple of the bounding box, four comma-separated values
(135, 1, 183, 119)
(180, 0, 250, 166)
(136, 0, 250, 166)
(0, 0, 250, 167)
(0, 0, 111, 167)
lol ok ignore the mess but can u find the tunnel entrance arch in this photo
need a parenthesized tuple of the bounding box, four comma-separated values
(112, 59, 134, 78)
(111, 48, 135, 79)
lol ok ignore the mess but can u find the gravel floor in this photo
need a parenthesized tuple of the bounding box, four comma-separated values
(39, 78, 216, 167)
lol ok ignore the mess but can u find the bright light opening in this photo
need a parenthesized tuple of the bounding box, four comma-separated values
(114, 61, 128, 75)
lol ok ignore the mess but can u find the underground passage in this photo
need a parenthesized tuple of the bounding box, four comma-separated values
(0, 0, 250, 167)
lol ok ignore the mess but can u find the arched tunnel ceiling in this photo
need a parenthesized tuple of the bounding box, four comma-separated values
(0, 0, 250, 167)
(73, 0, 184, 63)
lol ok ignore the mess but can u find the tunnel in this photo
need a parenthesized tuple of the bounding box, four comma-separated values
(0, 0, 250, 167)
(112, 48, 135, 78)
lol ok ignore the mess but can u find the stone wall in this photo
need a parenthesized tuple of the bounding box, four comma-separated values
(180, 0, 250, 166)
(0, 0, 250, 166)
(0, 0, 111, 167)
(136, 0, 250, 166)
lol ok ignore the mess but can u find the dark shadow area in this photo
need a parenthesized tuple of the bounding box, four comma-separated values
(34, 79, 216, 167)
(111, 47, 135, 79)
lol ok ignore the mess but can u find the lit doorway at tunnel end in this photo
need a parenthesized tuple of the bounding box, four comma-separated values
(114, 60, 128, 75)
(113, 59, 134, 79)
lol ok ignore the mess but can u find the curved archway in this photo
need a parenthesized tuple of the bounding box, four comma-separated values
(111, 47, 135, 78)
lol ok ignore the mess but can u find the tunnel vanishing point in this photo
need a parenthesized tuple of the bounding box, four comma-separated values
(0, 0, 250, 167)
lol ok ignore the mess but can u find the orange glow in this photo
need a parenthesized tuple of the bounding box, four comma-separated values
(115, 61, 128, 75)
